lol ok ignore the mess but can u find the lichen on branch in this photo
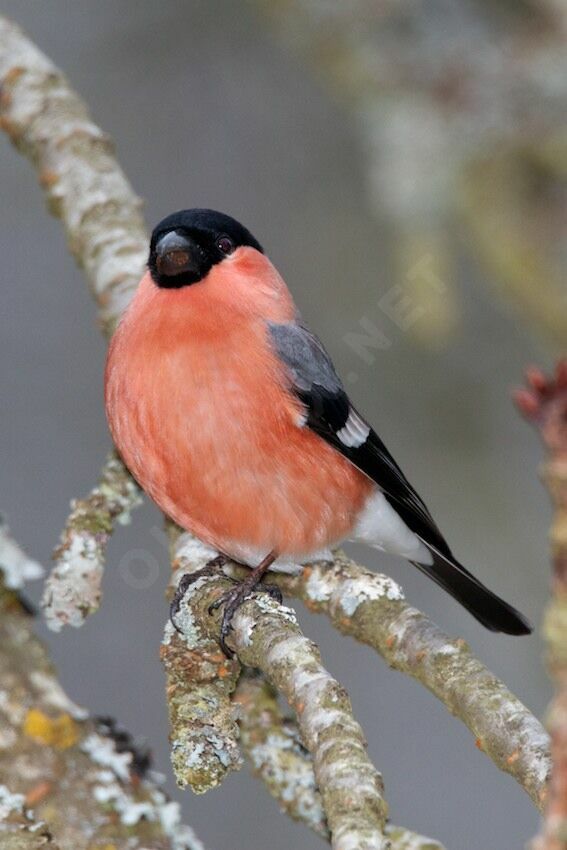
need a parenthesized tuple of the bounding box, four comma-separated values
(172, 540, 390, 850)
(161, 535, 242, 794)
(41, 452, 142, 631)
(269, 554, 550, 811)
(0, 573, 207, 850)
(0, 16, 148, 336)
(235, 672, 447, 850)
(234, 670, 330, 838)
(515, 362, 567, 850)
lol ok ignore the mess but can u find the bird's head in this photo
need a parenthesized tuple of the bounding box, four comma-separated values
(148, 208, 264, 289)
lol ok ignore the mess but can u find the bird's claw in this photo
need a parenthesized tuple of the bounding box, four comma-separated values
(209, 580, 283, 657)
(170, 555, 228, 633)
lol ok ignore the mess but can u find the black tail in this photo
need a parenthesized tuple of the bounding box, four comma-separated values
(411, 544, 532, 636)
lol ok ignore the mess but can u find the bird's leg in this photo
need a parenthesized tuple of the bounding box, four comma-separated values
(209, 551, 281, 656)
(170, 554, 229, 632)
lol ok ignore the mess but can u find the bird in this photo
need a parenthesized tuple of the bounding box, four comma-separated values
(105, 208, 531, 652)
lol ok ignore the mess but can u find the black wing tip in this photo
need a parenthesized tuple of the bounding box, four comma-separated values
(457, 577, 532, 635)
(412, 547, 533, 637)
(481, 603, 532, 636)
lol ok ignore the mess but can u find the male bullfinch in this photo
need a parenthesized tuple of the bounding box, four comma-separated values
(105, 208, 531, 651)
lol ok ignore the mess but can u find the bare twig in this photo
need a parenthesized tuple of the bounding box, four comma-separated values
(515, 362, 567, 850)
(42, 452, 142, 631)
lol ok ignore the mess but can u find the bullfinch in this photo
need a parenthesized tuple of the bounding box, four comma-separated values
(105, 208, 531, 651)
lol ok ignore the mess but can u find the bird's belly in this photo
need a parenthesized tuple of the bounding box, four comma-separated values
(106, 346, 373, 560)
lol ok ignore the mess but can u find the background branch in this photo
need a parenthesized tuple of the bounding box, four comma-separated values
(251, 0, 567, 352)
(0, 514, 44, 593)
(515, 363, 567, 850)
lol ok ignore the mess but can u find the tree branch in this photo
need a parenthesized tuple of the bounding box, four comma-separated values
(234, 672, 447, 850)
(161, 537, 243, 793)
(0, 16, 147, 336)
(252, 1, 567, 351)
(0, 542, 207, 850)
(42, 452, 142, 631)
(0, 786, 60, 849)
(515, 362, 567, 849)
(257, 555, 550, 811)
(171, 537, 390, 850)
(234, 669, 329, 838)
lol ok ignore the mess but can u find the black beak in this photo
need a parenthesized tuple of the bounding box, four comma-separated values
(154, 230, 199, 279)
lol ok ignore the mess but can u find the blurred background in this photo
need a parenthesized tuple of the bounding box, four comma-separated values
(1, 1, 566, 848)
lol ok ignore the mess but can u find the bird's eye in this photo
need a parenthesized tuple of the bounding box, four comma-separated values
(216, 235, 235, 255)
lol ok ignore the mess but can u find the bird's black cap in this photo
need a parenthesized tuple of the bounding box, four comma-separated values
(148, 208, 263, 288)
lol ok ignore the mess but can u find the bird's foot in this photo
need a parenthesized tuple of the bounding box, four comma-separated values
(209, 573, 282, 657)
(170, 554, 229, 633)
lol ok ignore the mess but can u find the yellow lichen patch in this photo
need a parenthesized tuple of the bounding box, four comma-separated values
(23, 708, 79, 749)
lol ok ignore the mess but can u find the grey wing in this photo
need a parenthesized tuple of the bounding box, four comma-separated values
(267, 320, 451, 556)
